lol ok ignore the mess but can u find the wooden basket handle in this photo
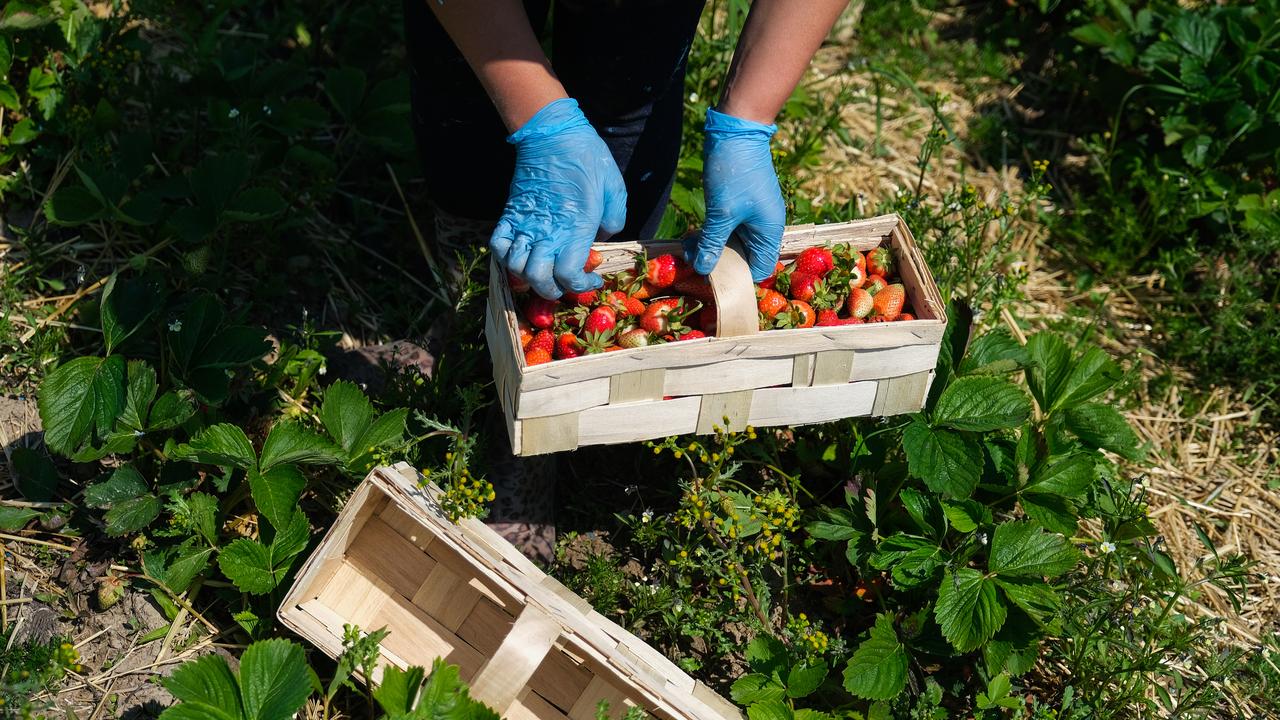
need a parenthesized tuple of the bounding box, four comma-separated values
(467, 604, 561, 712)
(706, 238, 759, 338)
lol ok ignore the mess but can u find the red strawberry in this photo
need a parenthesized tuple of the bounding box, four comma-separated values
(795, 246, 835, 277)
(555, 332, 583, 359)
(568, 288, 599, 306)
(631, 280, 661, 300)
(756, 288, 789, 319)
(604, 290, 646, 319)
(645, 254, 678, 288)
(525, 348, 552, 365)
(816, 308, 842, 326)
(672, 255, 696, 281)
(696, 305, 718, 336)
(526, 330, 554, 356)
(671, 274, 716, 304)
(507, 271, 531, 294)
(583, 306, 617, 334)
(618, 328, 651, 349)
(788, 272, 818, 302)
(898, 312, 915, 321)
(671, 329, 707, 341)
(778, 300, 815, 329)
(640, 297, 698, 334)
(866, 247, 894, 277)
(865, 274, 888, 296)
(846, 265, 867, 290)
(518, 321, 534, 350)
(524, 297, 558, 329)
(584, 248, 604, 272)
(757, 261, 786, 290)
(846, 287, 874, 319)
(870, 283, 905, 320)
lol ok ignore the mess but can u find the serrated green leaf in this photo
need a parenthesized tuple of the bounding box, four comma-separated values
(259, 421, 341, 472)
(248, 464, 306, 531)
(105, 494, 161, 535)
(11, 446, 59, 501)
(45, 185, 104, 224)
(806, 520, 859, 541)
(0, 507, 39, 530)
(270, 509, 311, 561)
(989, 522, 1078, 579)
(324, 66, 366, 121)
(38, 354, 127, 456)
(903, 419, 983, 499)
(1051, 347, 1121, 412)
(842, 614, 907, 700)
(996, 579, 1062, 632)
(935, 569, 1007, 653)
(118, 360, 157, 431)
(350, 408, 407, 467)
(240, 639, 312, 720)
(218, 539, 279, 595)
(158, 702, 239, 720)
(786, 660, 828, 698)
(85, 465, 148, 508)
(958, 330, 1029, 375)
(320, 381, 372, 454)
(1020, 493, 1079, 536)
(934, 376, 1032, 432)
(149, 391, 197, 431)
(147, 542, 214, 595)
(1025, 333, 1071, 412)
(173, 423, 257, 469)
(747, 699, 791, 720)
(224, 187, 286, 222)
(731, 673, 785, 704)
(899, 487, 944, 539)
(1063, 403, 1143, 460)
(188, 492, 219, 545)
(941, 499, 989, 533)
(1026, 453, 1095, 496)
(372, 664, 425, 715)
(746, 635, 788, 675)
(100, 274, 163, 355)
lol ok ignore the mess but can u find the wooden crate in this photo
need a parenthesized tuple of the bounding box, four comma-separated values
(486, 214, 947, 456)
(279, 463, 741, 720)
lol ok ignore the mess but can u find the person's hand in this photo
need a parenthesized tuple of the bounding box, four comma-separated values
(490, 98, 627, 299)
(684, 108, 785, 282)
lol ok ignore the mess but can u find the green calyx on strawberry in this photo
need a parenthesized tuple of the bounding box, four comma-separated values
(582, 329, 617, 354)
(866, 246, 894, 277)
(640, 297, 701, 335)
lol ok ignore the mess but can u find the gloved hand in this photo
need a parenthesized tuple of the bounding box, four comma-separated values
(684, 108, 786, 282)
(490, 98, 628, 300)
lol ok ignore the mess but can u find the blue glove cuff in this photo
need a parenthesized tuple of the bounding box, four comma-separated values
(705, 107, 777, 139)
(507, 98, 592, 144)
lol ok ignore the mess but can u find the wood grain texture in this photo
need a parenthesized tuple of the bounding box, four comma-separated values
(609, 369, 666, 405)
(706, 240, 758, 338)
(469, 606, 562, 713)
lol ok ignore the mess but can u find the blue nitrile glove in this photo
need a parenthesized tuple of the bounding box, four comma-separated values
(490, 98, 628, 300)
(684, 108, 785, 282)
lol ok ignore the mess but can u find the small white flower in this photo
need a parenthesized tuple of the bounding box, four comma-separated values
(225, 368, 235, 379)
(688, 92, 698, 102)
(262, 105, 272, 116)
(672, 601, 683, 614)
(1100, 541, 1117, 554)
(228, 107, 240, 119)
(133, 430, 145, 438)
(168, 319, 183, 332)
(641, 510, 653, 523)
(318, 365, 327, 376)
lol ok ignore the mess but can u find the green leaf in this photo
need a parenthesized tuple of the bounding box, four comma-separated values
(934, 376, 1032, 432)
(1169, 12, 1220, 60)
(1020, 493, 1079, 536)
(745, 635, 788, 675)
(414, 659, 500, 720)
(941, 499, 989, 533)
(989, 522, 1078, 579)
(224, 187, 286, 222)
(239, 639, 313, 720)
(158, 702, 240, 720)
(85, 465, 148, 508)
(806, 520, 859, 541)
(149, 391, 197, 431)
(190, 153, 250, 214)
(173, 423, 257, 470)
(903, 419, 983, 499)
(105, 494, 161, 535)
(146, 542, 215, 595)
(1026, 454, 1095, 496)
(842, 614, 907, 700)
(747, 699, 792, 720)
(996, 579, 1062, 632)
(100, 274, 163, 355)
(218, 540, 281, 595)
(1025, 333, 1070, 412)
(11, 447, 59, 501)
(1051, 347, 1121, 412)
(118, 360, 157, 431)
(38, 355, 127, 456)
(324, 67, 367, 121)
(958, 330, 1029, 375)
(786, 660, 828, 698)
(0, 81, 17, 110)
(270, 509, 311, 561)
(248, 465, 306, 531)
(0, 507, 39, 530)
(1063, 403, 1144, 460)
(731, 673, 785, 704)
(321, 380, 373, 454)
(372, 665, 425, 715)
(259, 421, 342, 472)
(350, 408, 407, 467)
(200, 326, 271, 369)
(899, 487, 944, 539)
(188, 492, 220, 545)
(935, 569, 1007, 653)
(45, 185, 104, 224)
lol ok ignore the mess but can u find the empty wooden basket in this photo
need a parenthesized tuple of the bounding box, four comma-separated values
(279, 463, 741, 720)
(486, 213, 948, 456)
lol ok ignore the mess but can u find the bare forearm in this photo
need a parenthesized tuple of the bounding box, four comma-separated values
(424, 0, 566, 131)
(719, 0, 849, 124)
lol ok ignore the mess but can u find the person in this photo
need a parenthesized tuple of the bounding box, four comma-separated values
(404, 0, 849, 559)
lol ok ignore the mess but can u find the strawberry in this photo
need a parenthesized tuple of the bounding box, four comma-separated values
(671, 329, 707, 341)
(870, 283, 905, 320)
(846, 287, 874, 319)
(507, 271, 531, 294)
(816, 308, 842, 326)
(525, 347, 552, 365)
(788, 272, 818, 302)
(776, 300, 816, 329)
(518, 321, 534, 350)
(846, 265, 867, 290)
(524, 297, 558, 329)
(864, 274, 888, 296)
(604, 290, 646, 319)
(631, 280, 661, 301)
(526, 329, 554, 356)
(645, 254, 678, 288)
(584, 248, 604, 272)
(618, 328, 652, 349)
(583, 306, 617, 334)
(671, 274, 716, 304)
(866, 246, 894, 277)
(756, 288, 789, 319)
(757, 261, 786, 290)
(555, 332, 583, 359)
(794, 246, 835, 277)
(568, 288, 599, 306)
(898, 312, 915, 321)
(695, 304, 718, 336)
(640, 297, 699, 334)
